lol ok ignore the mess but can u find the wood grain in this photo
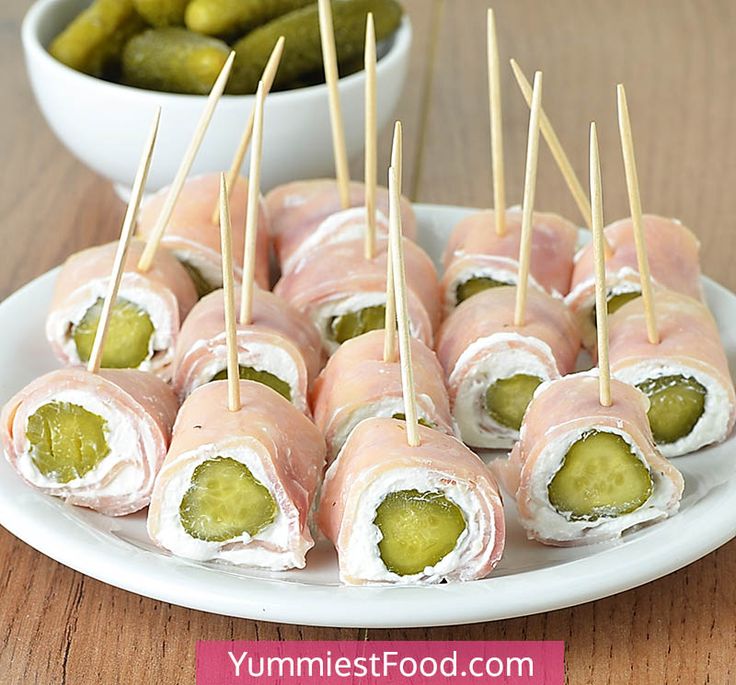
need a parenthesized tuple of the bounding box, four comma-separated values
(2, 1, 736, 683)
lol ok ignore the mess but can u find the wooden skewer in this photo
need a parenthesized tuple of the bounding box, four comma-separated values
(211, 37, 284, 225)
(87, 109, 161, 374)
(364, 13, 377, 259)
(514, 71, 543, 327)
(487, 9, 506, 236)
(318, 0, 351, 209)
(510, 58, 593, 230)
(219, 174, 241, 412)
(383, 121, 402, 363)
(617, 84, 659, 345)
(137, 51, 235, 272)
(388, 165, 420, 447)
(590, 122, 611, 407)
(239, 81, 266, 326)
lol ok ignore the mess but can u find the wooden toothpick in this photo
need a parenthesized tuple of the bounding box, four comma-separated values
(514, 71, 543, 327)
(383, 121, 402, 363)
(239, 81, 266, 326)
(617, 84, 659, 345)
(211, 37, 284, 225)
(87, 109, 161, 374)
(364, 13, 377, 259)
(219, 174, 241, 412)
(510, 58, 593, 230)
(590, 122, 611, 407)
(137, 51, 235, 272)
(487, 9, 506, 236)
(318, 0, 351, 209)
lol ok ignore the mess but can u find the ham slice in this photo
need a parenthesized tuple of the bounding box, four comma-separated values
(436, 286, 581, 448)
(46, 239, 198, 380)
(172, 286, 323, 413)
(608, 290, 735, 456)
(496, 373, 684, 546)
(1, 367, 178, 516)
(147, 380, 326, 570)
(318, 417, 505, 585)
(311, 329, 454, 460)
(137, 173, 270, 292)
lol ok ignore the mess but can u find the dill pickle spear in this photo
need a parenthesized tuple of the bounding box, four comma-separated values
(592, 290, 641, 325)
(229, 0, 403, 94)
(456, 276, 510, 304)
(178, 259, 217, 298)
(122, 27, 231, 94)
(392, 413, 435, 429)
(26, 402, 110, 483)
(547, 430, 653, 521)
(374, 489, 466, 576)
(485, 374, 543, 430)
(329, 305, 386, 344)
(180, 457, 278, 541)
(133, 0, 189, 26)
(186, 0, 313, 37)
(211, 365, 292, 401)
(73, 297, 154, 369)
(49, 0, 146, 77)
(637, 375, 706, 444)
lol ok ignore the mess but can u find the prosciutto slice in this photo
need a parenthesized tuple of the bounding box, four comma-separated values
(46, 239, 198, 380)
(1, 367, 178, 516)
(147, 380, 326, 570)
(496, 373, 684, 546)
(172, 286, 323, 413)
(318, 417, 505, 585)
(311, 329, 454, 460)
(436, 286, 581, 448)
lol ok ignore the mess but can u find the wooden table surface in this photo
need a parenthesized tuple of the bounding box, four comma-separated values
(2, 0, 735, 682)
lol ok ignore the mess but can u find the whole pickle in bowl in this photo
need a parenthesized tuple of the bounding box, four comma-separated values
(132, 0, 190, 26)
(185, 0, 314, 37)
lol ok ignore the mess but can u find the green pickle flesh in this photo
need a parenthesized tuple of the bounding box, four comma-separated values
(73, 297, 154, 369)
(329, 305, 386, 344)
(211, 366, 292, 402)
(392, 413, 435, 429)
(179, 258, 217, 298)
(547, 430, 653, 521)
(456, 276, 510, 304)
(186, 0, 314, 37)
(592, 291, 642, 326)
(179, 457, 278, 542)
(26, 402, 110, 483)
(132, 0, 189, 26)
(485, 374, 543, 430)
(637, 375, 706, 444)
(374, 489, 466, 576)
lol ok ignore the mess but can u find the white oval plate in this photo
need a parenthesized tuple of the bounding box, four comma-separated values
(1, 204, 735, 628)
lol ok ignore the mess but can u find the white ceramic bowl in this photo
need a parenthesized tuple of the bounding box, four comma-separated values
(22, 0, 412, 194)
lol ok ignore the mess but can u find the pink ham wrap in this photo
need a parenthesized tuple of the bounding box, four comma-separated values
(311, 329, 454, 460)
(496, 373, 684, 546)
(46, 239, 198, 380)
(1, 367, 178, 516)
(147, 380, 326, 570)
(137, 174, 270, 292)
(442, 208, 579, 311)
(318, 417, 505, 585)
(172, 286, 323, 413)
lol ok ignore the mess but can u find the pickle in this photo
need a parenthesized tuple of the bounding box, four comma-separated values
(133, 0, 189, 26)
(26, 402, 110, 484)
(374, 489, 466, 576)
(186, 0, 313, 37)
(329, 305, 386, 344)
(49, 0, 146, 77)
(592, 290, 641, 325)
(456, 276, 510, 304)
(178, 258, 217, 298)
(211, 365, 292, 401)
(637, 375, 706, 444)
(179, 457, 277, 541)
(547, 430, 653, 520)
(485, 374, 542, 430)
(122, 27, 231, 94)
(392, 413, 435, 429)
(73, 298, 155, 369)
(229, 0, 403, 94)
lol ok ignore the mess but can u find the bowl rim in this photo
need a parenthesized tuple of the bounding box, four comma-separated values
(22, 0, 413, 103)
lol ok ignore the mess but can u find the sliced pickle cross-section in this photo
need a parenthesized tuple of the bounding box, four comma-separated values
(392, 413, 436, 429)
(179, 457, 278, 542)
(637, 374, 706, 444)
(211, 365, 292, 401)
(26, 401, 111, 483)
(329, 305, 386, 344)
(547, 430, 653, 521)
(455, 276, 510, 304)
(592, 291, 642, 326)
(374, 489, 466, 576)
(485, 374, 543, 430)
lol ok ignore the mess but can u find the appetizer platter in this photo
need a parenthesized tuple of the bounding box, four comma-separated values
(2, 4, 736, 627)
